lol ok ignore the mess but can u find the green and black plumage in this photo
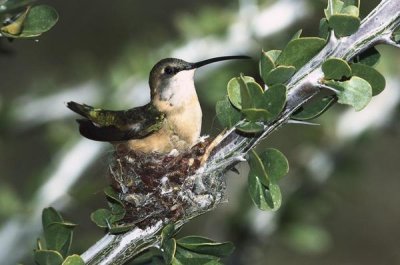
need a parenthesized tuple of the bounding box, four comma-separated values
(67, 102, 165, 142)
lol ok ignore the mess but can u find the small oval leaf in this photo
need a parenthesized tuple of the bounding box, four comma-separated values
(248, 174, 274, 211)
(239, 77, 265, 109)
(319, 18, 330, 39)
(350, 63, 385, 96)
(242, 108, 271, 122)
(259, 50, 275, 83)
(109, 223, 135, 234)
(325, 76, 372, 111)
(276, 37, 326, 69)
(177, 236, 235, 257)
(19, 5, 59, 37)
(42, 207, 64, 228)
(353, 47, 381, 66)
(292, 95, 336, 120)
(236, 121, 264, 134)
(44, 222, 75, 256)
(329, 14, 360, 37)
(261, 148, 289, 183)
(322, 57, 352, 80)
(216, 97, 242, 127)
(34, 250, 64, 265)
(62, 255, 85, 265)
(263, 84, 287, 121)
(90, 208, 112, 228)
(265, 65, 296, 86)
(163, 238, 177, 265)
(227, 76, 255, 109)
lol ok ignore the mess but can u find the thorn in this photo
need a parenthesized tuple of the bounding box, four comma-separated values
(236, 155, 247, 162)
(230, 166, 240, 175)
(288, 119, 320, 126)
(318, 83, 340, 93)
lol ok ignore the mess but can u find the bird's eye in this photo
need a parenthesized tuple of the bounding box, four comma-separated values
(164, 66, 174, 75)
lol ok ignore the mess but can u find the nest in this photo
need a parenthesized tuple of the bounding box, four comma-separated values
(108, 137, 227, 228)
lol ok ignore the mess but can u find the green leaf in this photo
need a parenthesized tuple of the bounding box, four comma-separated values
(353, 47, 381, 66)
(131, 248, 162, 265)
(108, 202, 125, 223)
(264, 65, 296, 86)
(292, 95, 336, 120)
(177, 236, 234, 257)
(322, 58, 351, 80)
(215, 97, 242, 127)
(227, 76, 255, 109)
(325, 76, 372, 111)
(109, 223, 135, 234)
(42, 207, 63, 228)
(103, 187, 126, 223)
(172, 252, 223, 265)
(62, 255, 85, 265)
(161, 224, 176, 244)
(90, 208, 112, 228)
(236, 121, 263, 134)
(262, 149, 289, 183)
(104, 186, 120, 201)
(242, 108, 270, 122)
(341, 5, 359, 17)
(259, 50, 275, 83)
(350, 63, 385, 96)
(249, 150, 269, 186)
(276, 38, 326, 69)
(263, 84, 287, 121)
(324, 0, 344, 19)
(175, 246, 222, 264)
(319, 18, 330, 39)
(0, 0, 35, 13)
(265, 50, 282, 63)
(267, 183, 282, 210)
(249, 149, 289, 187)
(239, 77, 265, 109)
(248, 174, 277, 211)
(290, 29, 302, 40)
(18, 5, 59, 38)
(329, 14, 360, 37)
(44, 223, 75, 257)
(34, 250, 64, 265)
(163, 238, 177, 265)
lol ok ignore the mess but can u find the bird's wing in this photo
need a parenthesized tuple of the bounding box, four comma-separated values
(67, 101, 165, 141)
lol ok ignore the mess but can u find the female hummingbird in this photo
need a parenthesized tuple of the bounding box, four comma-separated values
(67, 55, 250, 153)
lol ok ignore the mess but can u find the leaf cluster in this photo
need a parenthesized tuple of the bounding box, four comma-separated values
(90, 187, 134, 234)
(34, 207, 84, 265)
(133, 224, 235, 265)
(215, 0, 388, 215)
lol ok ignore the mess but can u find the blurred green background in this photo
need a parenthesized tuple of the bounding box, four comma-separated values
(1, 0, 400, 264)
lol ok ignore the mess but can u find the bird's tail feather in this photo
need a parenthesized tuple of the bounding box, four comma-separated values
(66, 101, 93, 119)
(76, 119, 129, 142)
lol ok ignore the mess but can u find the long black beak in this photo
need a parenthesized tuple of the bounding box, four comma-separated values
(190, 55, 251, 69)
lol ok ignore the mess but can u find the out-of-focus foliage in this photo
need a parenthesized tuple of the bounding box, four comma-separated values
(0, 1, 58, 39)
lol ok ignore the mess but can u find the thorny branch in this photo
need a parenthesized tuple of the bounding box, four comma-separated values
(81, 1, 400, 264)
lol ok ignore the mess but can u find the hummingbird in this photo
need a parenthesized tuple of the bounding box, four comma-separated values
(67, 55, 250, 154)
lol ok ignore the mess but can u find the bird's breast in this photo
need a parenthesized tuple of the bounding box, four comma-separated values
(124, 98, 202, 154)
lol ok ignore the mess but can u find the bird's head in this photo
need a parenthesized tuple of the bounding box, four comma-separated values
(149, 56, 250, 112)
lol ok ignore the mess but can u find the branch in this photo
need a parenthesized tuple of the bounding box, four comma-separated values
(81, 1, 400, 264)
